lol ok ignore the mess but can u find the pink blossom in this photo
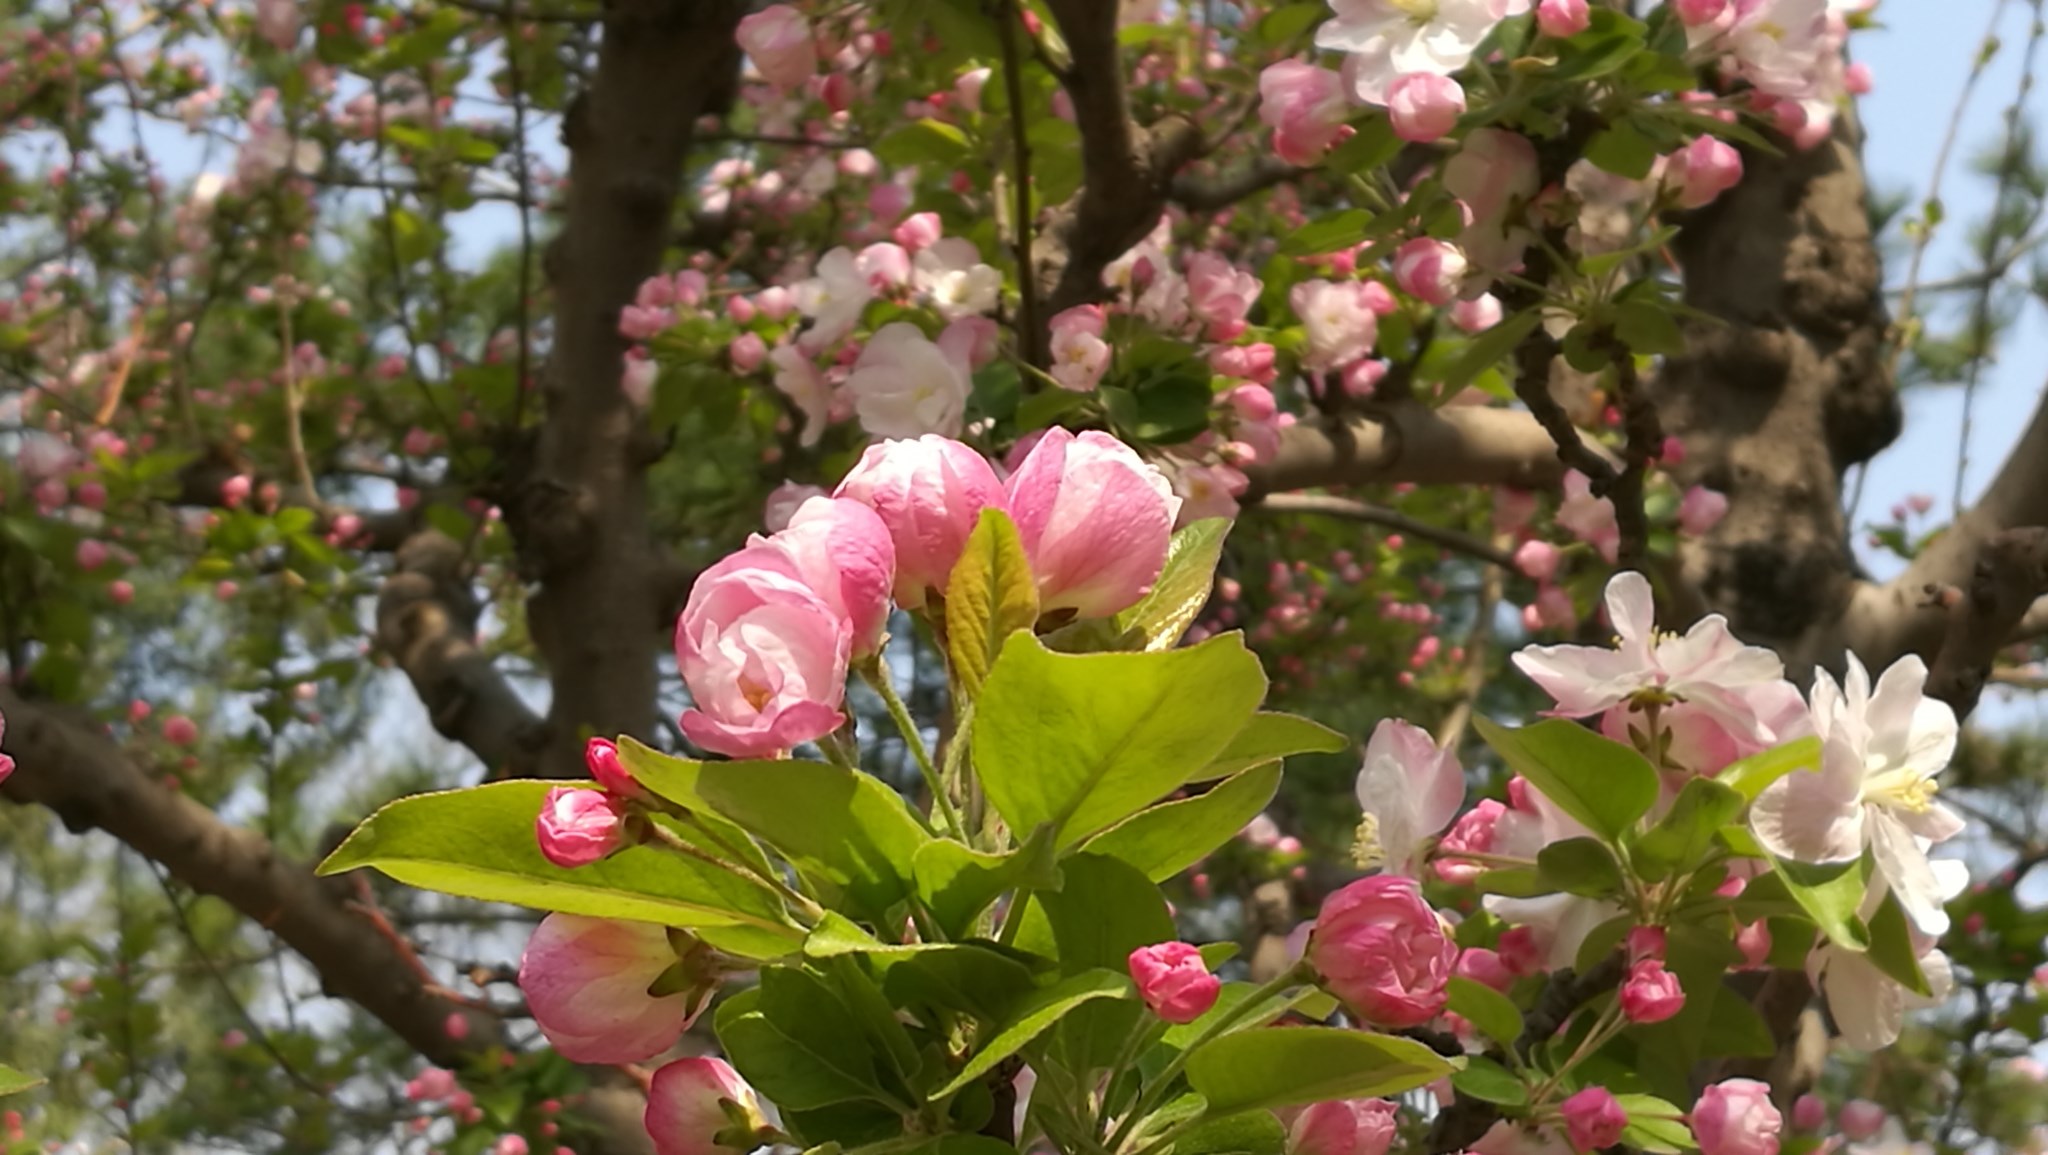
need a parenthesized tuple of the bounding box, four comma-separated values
(1258, 61, 1352, 166)
(1667, 135, 1744, 209)
(109, 580, 135, 605)
(1619, 958, 1686, 1023)
(1211, 342, 1278, 383)
(1434, 798, 1506, 884)
(254, 0, 300, 48)
(76, 539, 109, 570)
(1561, 1087, 1626, 1153)
(845, 323, 971, 439)
(1449, 293, 1505, 333)
(1172, 461, 1249, 524)
(1735, 919, 1771, 968)
(1308, 876, 1457, 1028)
(893, 211, 943, 252)
(1354, 718, 1465, 877)
(1692, 1080, 1782, 1155)
(1224, 383, 1278, 422)
(1288, 1098, 1399, 1155)
(1789, 1095, 1827, 1132)
(584, 737, 637, 796)
(750, 497, 896, 657)
(954, 67, 992, 113)
(1005, 428, 1182, 619)
(1513, 540, 1562, 582)
(870, 182, 914, 222)
(946, 316, 1002, 368)
(914, 237, 1002, 319)
(1675, 0, 1728, 25)
(856, 242, 913, 291)
(793, 247, 873, 352)
(1555, 470, 1619, 562)
(1445, 129, 1539, 275)
(1837, 1101, 1885, 1141)
(1387, 73, 1466, 143)
(407, 1068, 458, 1102)
(736, 5, 815, 92)
(621, 356, 658, 409)
(519, 914, 707, 1063)
(163, 714, 199, 746)
(769, 343, 833, 447)
(1393, 238, 1469, 306)
(1187, 253, 1263, 340)
(1127, 942, 1222, 1024)
(764, 482, 829, 533)
(1536, 0, 1591, 38)
(729, 332, 767, 374)
(536, 788, 626, 868)
(645, 1058, 765, 1155)
(835, 435, 1008, 609)
(1453, 947, 1514, 991)
(1049, 304, 1111, 392)
(1290, 279, 1380, 370)
(675, 546, 851, 757)
(1679, 485, 1730, 536)
(1320, 1, 1524, 105)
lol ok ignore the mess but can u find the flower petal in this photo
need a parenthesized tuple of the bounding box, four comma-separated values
(1868, 811, 1951, 937)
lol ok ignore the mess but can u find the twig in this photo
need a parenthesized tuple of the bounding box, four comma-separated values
(996, 0, 1042, 366)
(1252, 492, 1516, 569)
(503, 2, 538, 432)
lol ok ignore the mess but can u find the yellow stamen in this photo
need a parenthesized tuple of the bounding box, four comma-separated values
(1867, 768, 1939, 813)
(1351, 812, 1385, 870)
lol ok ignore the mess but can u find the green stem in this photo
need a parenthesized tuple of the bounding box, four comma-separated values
(1093, 1017, 1165, 1138)
(1528, 1001, 1627, 1106)
(642, 820, 824, 924)
(862, 662, 967, 840)
(1108, 963, 1310, 1153)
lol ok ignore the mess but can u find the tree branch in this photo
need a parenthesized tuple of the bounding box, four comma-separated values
(1243, 401, 1597, 495)
(1170, 157, 1303, 212)
(1252, 492, 1516, 569)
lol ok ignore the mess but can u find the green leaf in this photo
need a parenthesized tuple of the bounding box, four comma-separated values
(758, 968, 891, 1101)
(1474, 868, 1551, 898)
(1434, 311, 1542, 391)
(1715, 737, 1821, 801)
(1699, 991, 1777, 1059)
(1865, 893, 1933, 997)
(1185, 1026, 1459, 1115)
(1280, 209, 1376, 256)
(1193, 712, 1348, 781)
(1472, 717, 1660, 843)
(1546, 9, 1647, 80)
(1013, 853, 1176, 975)
(1450, 1056, 1528, 1106)
(912, 825, 1063, 938)
(1614, 301, 1684, 358)
(1768, 853, 1871, 951)
(721, 1010, 894, 1111)
(930, 970, 1132, 1099)
(0, 1064, 44, 1097)
(1175, 1110, 1290, 1155)
(1616, 1094, 1697, 1152)
(976, 633, 1266, 847)
(874, 118, 973, 168)
(1538, 838, 1628, 897)
(316, 781, 799, 936)
(1586, 120, 1661, 180)
(1116, 519, 1233, 651)
(1633, 778, 1745, 880)
(1322, 113, 1402, 175)
(616, 742, 929, 921)
(883, 943, 1044, 1025)
(1083, 763, 1284, 882)
(946, 509, 1041, 696)
(1256, 1, 1326, 46)
(1446, 976, 1525, 1047)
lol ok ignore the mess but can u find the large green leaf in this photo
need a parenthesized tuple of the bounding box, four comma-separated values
(0, 1064, 43, 1097)
(912, 825, 1063, 938)
(1865, 892, 1933, 996)
(1714, 737, 1821, 801)
(1632, 777, 1745, 881)
(1768, 853, 1871, 952)
(1446, 976, 1524, 1048)
(883, 942, 1044, 1025)
(316, 781, 799, 937)
(720, 1010, 895, 1111)
(1012, 853, 1176, 1072)
(1450, 1056, 1528, 1106)
(1616, 1094, 1697, 1153)
(617, 741, 929, 921)
(1192, 712, 1348, 782)
(929, 969, 1132, 1099)
(1083, 763, 1283, 881)
(1472, 717, 1659, 843)
(976, 633, 1266, 846)
(945, 509, 1040, 696)
(1185, 1027, 1459, 1115)
(1537, 838, 1628, 898)
(1114, 518, 1232, 651)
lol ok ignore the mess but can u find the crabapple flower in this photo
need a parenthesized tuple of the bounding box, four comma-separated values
(769, 343, 833, 447)
(1005, 428, 1181, 619)
(835, 435, 1008, 609)
(1750, 654, 1964, 935)
(645, 1058, 766, 1155)
(1513, 570, 1790, 738)
(1619, 958, 1686, 1023)
(1308, 875, 1458, 1028)
(1392, 238, 1468, 306)
(845, 323, 972, 439)
(1172, 461, 1249, 524)
(1289, 1098, 1399, 1155)
(1187, 254, 1263, 340)
(913, 238, 1003, 319)
(1352, 718, 1465, 877)
(1127, 942, 1222, 1024)
(1667, 135, 1744, 209)
(735, 5, 815, 92)
(675, 547, 852, 757)
(1537, 0, 1590, 37)
(856, 242, 913, 291)
(793, 247, 874, 352)
(1555, 469, 1619, 561)
(536, 788, 626, 868)
(1691, 1079, 1783, 1155)
(1291, 279, 1381, 370)
(1561, 1088, 1627, 1153)
(254, 0, 300, 49)
(584, 737, 638, 797)
(1386, 73, 1466, 143)
(518, 915, 706, 1063)
(753, 497, 897, 658)
(1679, 484, 1731, 536)
(0, 709, 13, 787)
(1259, 61, 1353, 166)
(1444, 128, 1540, 276)
(1434, 798, 1506, 884)
(1838, 1101, 1887, 1141)
(1048, 305, 1112, 392)
(1317, 0, 1528, 105)
(1808, 939, 1955, 1050)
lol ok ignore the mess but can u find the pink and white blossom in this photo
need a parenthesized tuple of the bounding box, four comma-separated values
(645, 1058, 766, 1155)
(1318, 0, 1529, 105)
(1005, 429, 1182, 618)
(844, 323, 972, 439)
(1353, 718, 1465, 877)
(518, 915, 704, 1063)
(1290, 279, 1380, 370)
(1259, 61, 1353, 166)
(675, 546, 852, 757)
(1386, 73, 1466, 143)
(1048, 305, 1112, 392)
(736, 5, 816, 92)
(913, 238, 1003, 319)
(835, 436, 1008, 608)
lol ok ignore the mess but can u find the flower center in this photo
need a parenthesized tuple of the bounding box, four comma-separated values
(1351, 812, 1385, 870)
(1389, 0, 1439, 22)
(1866, 767, 1939, 813)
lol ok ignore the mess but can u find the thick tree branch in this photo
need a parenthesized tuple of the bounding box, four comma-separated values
(1170, 157, 1303, 212)
(376, 530, 549, 776)
(0, 689, 653, 1152)
(1244, 402, 1592, 495)
(1252, 492, 1516, 569)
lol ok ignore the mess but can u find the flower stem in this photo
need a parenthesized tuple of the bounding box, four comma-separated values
(861, 661, 967, 840)
(641, 819, 824, 925)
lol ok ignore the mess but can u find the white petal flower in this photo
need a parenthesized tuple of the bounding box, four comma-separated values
(1353, 718, 1466, 877)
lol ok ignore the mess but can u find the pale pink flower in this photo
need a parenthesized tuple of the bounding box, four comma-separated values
(913, 237, 1002, 319)
(1393, 238, 1469, 307)
(1679, 485, 1730, 536)
(752, 497, 897, 658)
(1172, 461, 1249, 524)
(769, 343, 833, 447)
(1434, 799, 1506, 884)
(893, 211, 943, 252)
(729, 332, 768, 374)
(855, 242, 913, 291)
(1319, 0, 1527, 104)
(1445, 129, 1540, 276)
(535, 788, 626, 868)
(1187, 253, 1263, 340)
(1536, 0, 1591, 37)
(645, 1058, 765, 1155)
(792, 247, 873, 352)
(1353, 719, 1465, 877)
(1048, 304, 1112, 392)
(1258, 61, 1352, 166)
(519, 915, 707, 1063)
(1619, 958, 1685, 1023)
(1127, 942, 1222, 1024)
(1839, 1102, 1887, 1141)
(1667, 135, 1744, 209)
(1386, 73, 1466, 143)
(845, 323, 972, 439)
(835, 435, 1008, 609)
(954, 67, 992, 113)
(1513, 540, 1562, 582)
(736, 5, 815, 92)
(1290, 279, 1380, 370)
(1450, 293, 1505, 333)
(675, 546, 851, 757)
(1308, 876, 1457, 1028)
(1555, 470, 1619, 561)
(1288, 1099, 1399, 1155)
(1692, 1079, 1783, 1155)
(1750, 654, 1964, 935)
(1005, 429, 1182, 619)
(1808, 938, 1955, 1050)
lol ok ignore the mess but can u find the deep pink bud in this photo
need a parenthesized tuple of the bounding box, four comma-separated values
(520, 914, 708, 1062)
(1626, 926, 1666, 962)
(162, 714, 199, 746)
(1453, 948, 1515, 992)
(1667, 136, 1743, 210)
(1692, 1080, 1782, 1155)
(1790, 1095, 1827, 1133)
(835, 435, 1007, 609)
(1393, 238, 1469, 307)
(892, 211, 943, 252)
(1005, 429, 1182, 619)
(1128, 942, 1222, 1024)
(729, 332, 768, 374)
(1536, 0, 1591, 37)
(536, 788, 626, 867)
(1512, 540, 1562, 583)
(1308, 876, 1457, 1028)
(585, 737, 636, 796)
(645, 1058, 766, 1155)
(1674, 0, 1728, 25)
(1837, 1101, 1885, 1141)
(1288, 1098, 1398, 1155)
(1619, 958, 1685, 1023)
(1561, 1087, 1627, 1153)
(1387, 73, 1465, 144)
